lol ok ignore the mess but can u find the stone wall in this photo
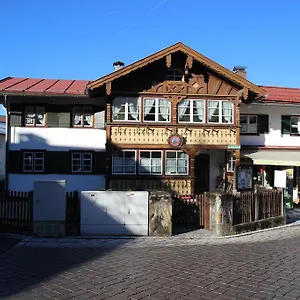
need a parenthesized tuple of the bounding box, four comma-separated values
(148, 191, 172, 236)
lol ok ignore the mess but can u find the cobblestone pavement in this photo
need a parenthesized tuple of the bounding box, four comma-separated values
(1, 226, 300, 299)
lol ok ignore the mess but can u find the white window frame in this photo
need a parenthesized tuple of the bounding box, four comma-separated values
(23, 152, 44, 173)
(290, 116, 300, 134)
(165, 151, 189, 175)
(139, 150, 163, 175)
(112, 150, 137, 175)
(178, 99, 205, 123)
(207, 100, 234, 124)
(71, 152, 92, 173)
(240, 115, 258, 133)
(112, 97, 141, 122)
(25, 106, 45, 127)
(143, 98, 171, 123)
(73, 107, 93, 128)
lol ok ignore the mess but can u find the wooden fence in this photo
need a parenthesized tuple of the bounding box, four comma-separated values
(172, 194, 209, 229)
(0, 191, 33, 233)
(232, 190, 283, 225)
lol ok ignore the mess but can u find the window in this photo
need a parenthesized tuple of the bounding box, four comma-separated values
(25, 106, 45, 126)
(143, 98, 170, 122)
(290, 116, 300, 134)
(281, 115, 300, 135)
(166, 68, 183, 81)
(240, 115, 257, 133)
(227, 151, 236, 172)
(165, 151, 188, 175)
(73, 107, 93, 127)
(178, 99, 205, 123)
(112, 97, 140, 121)
(72, 153, 92, 173)
(139, 151, 162, 175)
(112, 150, 136, 174)
(23, 152, 44, 172)
(207, 100, 233, 124)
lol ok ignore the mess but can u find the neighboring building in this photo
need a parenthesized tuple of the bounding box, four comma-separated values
(240, 86, 300, 204)
(87, 42, 264, 195)
(0, 78, 106, 192)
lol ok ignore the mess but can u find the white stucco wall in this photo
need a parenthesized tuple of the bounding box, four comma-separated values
(240, 103, 300, 146)
(8, 174, 105, 192)
(9, 127, 106, 151)
(0, 134, 5, 178)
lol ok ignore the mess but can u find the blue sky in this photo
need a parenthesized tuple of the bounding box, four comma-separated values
(1, 0, 300, 115)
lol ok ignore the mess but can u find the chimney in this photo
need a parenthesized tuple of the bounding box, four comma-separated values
(233, 66, 247, 78)
(113, 61, 125, 71)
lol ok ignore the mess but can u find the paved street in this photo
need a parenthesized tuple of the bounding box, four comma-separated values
(1, 226, 300, 300)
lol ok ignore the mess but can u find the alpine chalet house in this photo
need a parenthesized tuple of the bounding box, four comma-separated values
(87, 42, 265, 195)
(240, 86, 300, 205)
(0, 78, 106, 192)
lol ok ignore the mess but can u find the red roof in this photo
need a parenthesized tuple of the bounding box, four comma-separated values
(260, 85, 300, 103)
(0, 77, 90, 96)
(1, 77, 300, 103)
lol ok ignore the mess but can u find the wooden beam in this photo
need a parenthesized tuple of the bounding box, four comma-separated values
(166, 54, 172, 68)
(106, 82, 112, 96)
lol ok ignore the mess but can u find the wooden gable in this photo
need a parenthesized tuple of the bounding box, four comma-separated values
(88, 42, 265, 101)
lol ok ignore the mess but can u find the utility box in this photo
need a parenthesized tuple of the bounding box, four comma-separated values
(80, 191, 149, 236)
(33, 180, 66, 237)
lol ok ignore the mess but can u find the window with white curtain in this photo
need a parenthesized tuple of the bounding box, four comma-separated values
(112, 97, 140, 121)
(143, 98, 170, 122)
(112, 150, 136, 174)
(178, 99, 205, 123)
(240, 115, 258, 133)
(139, 151, 162, 175)
(25, 106, 45, 126)
(73, 107, 93, 127)
(165, 151, 188, 175)
(207, 100, 233, 124)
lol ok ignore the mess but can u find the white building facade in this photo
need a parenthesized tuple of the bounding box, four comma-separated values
(0, 78, 106, 192)
(240, 86, 300, 204)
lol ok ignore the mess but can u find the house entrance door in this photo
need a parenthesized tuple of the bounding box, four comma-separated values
(194, 154, 210, 194)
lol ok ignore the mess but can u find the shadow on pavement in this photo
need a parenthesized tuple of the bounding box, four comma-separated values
(0, 237, 21, 256)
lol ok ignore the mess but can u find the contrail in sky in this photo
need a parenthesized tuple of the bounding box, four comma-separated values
(116, 0, 168, 36)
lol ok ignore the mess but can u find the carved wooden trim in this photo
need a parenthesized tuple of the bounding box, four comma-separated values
(106, 82, 112, 96)
(166, 54, 171, 68)
(186, 55, 193, 69)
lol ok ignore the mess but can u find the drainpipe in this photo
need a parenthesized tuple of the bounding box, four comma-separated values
(4, 95, 9, 191)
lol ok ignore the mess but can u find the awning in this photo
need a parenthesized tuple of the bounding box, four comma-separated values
(242, 150, 300, 166)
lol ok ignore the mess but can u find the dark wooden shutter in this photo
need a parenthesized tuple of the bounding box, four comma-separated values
(281, 115, 291, 134)
(10, 111, 22, 127)
(7, 151, 23, 173)
(58, 112, 70, 128)
(94, 111, 105, 129)
(92, 151, 106, 174)
(258, 114, 269, 133)
(46, 112, 59, 127)
(44, 151, 71, 174)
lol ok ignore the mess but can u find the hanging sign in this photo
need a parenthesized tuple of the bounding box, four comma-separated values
(167, 134, 184, 148)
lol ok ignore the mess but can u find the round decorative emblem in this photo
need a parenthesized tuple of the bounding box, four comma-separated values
(168, 134, 184, 148)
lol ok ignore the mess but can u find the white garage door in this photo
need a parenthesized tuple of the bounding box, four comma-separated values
(80, 191, 148, 236)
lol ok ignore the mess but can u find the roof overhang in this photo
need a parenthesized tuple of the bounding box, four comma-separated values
(87, 42, 266, 97)
(242, 150, 300, 166)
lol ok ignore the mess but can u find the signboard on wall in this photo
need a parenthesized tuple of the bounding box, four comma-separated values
(274, 170, 286, 188)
